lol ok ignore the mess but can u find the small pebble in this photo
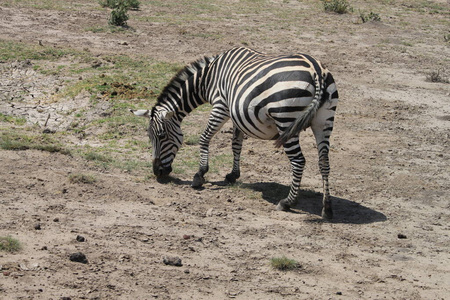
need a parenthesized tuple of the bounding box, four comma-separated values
(34, 224, 41, 230)
(397, 234, 407, 239)
(163, 256, 182, 267)
(76, 235, 86, 242)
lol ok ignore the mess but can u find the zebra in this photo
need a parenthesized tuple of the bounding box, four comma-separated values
(131, 47, 339, 219)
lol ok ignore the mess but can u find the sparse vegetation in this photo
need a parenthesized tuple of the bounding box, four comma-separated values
(0, 131, 71, 155)
(322, 0, 353, 14)
(270, 256, 300, 271)
(184, 135, 200, 145)
(69, 173, 97, 184)
(0, 113, 27, 125)
(360, 11, 381, 23)
(426, 69, 449, 83)
(0, 236, 22, 253)
(444, 33, 450, 43)
(83, 151, 113, 163)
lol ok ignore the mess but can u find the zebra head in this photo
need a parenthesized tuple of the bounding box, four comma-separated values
(131, 109, 183, 178)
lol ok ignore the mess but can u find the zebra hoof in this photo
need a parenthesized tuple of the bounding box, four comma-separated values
(191, 173, 205, 189)
(225, 172, 239, 184)
(321, 204, 333, 219)
(276, 199, 291, 211)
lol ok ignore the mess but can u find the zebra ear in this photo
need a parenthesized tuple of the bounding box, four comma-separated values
(162, 111, 175, 120)
(130, 109, 150, 118)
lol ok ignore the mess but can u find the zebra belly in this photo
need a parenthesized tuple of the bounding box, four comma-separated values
(232, 116, 279, 140)
(230, 96, 313, 140)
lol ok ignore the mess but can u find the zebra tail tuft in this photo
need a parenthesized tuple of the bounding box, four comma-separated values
(274, 98, 321, 148)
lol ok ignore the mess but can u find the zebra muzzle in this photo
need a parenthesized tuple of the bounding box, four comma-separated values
(153, 158, 172, 177)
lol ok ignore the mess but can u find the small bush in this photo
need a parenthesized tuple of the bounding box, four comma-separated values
(270, 256, 300, 271)
(109, 7, 129, 26)
(360, 11, 381, 23)
(100, 0, 140, 26)
(0, 236, 22, 253)
(322, 0, 353, 14)
(99, 0, 140, 10)
(426, 70, 449, 83)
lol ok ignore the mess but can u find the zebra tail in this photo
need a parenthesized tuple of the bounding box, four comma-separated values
(274, 98, 321, 148)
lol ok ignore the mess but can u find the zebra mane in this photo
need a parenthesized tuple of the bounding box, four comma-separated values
(152, 55, 216, 117)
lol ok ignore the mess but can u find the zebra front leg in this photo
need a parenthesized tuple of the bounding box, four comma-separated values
(191, 105, 230, 189)
(276, 138, 305, 211)
(191, 129, 212, 189)
(225, 127, 244, 184)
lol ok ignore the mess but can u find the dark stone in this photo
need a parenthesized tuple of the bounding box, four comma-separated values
(76, 235, 86, 242)
(69, 252, 88, 264)
(163, 256, 182, 267)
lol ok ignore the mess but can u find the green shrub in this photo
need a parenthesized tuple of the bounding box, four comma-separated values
(322, 0, 353, 14)
(100, 0, 140, 27)
(109, 6, 129, 26)
(270, 256, 300, 271)
(0, 236, 22, 253)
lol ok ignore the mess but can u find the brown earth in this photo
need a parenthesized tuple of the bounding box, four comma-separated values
(1, 1, 449, 299)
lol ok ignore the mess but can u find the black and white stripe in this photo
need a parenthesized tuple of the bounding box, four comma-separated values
(132, 47, 339, 219)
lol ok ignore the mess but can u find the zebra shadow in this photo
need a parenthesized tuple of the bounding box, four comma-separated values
(239, 182, 387, 224)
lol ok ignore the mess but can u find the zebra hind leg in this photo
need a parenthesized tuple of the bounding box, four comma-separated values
(311, 101, 337, 219)
(275, 138, 305, 211)
(225, 127, 244, 184)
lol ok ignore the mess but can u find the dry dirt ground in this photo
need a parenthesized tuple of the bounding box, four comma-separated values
(1, 0, 450, 299)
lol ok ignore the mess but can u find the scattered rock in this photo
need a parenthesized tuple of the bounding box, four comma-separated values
(397, 234, 407, 239)
(69, 252, 88, 264)
(76, 235, 86, 242)
(91, 61, 102, 68)
(182, 234, 192, 240)
(53, 217, 59, 222)
(206, 208, 214, 217)
(163, 256, 182, 267)
(42, 128, 56, 134)
(34, 223, 41, 230)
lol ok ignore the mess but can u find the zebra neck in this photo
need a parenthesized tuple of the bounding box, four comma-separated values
(167, 74, 208, 122)
(155, 56, 214, 122)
